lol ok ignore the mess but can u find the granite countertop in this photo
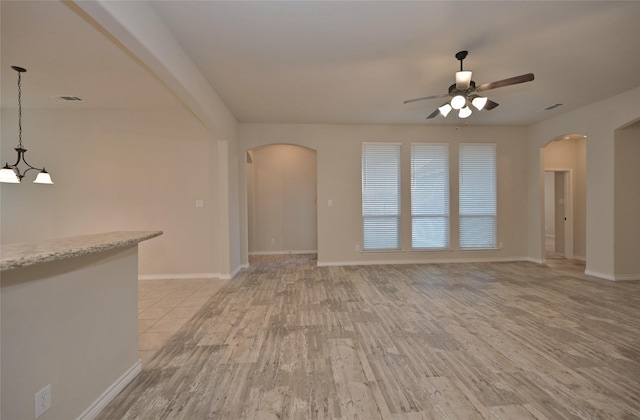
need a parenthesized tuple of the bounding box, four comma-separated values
(0, 231, 163, 271)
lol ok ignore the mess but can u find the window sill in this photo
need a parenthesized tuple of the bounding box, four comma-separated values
(362, 249, 404, 254)
(411, 248, 453, 253)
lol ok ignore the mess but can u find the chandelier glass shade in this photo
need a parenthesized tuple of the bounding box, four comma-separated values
(1, 66, 53, 184)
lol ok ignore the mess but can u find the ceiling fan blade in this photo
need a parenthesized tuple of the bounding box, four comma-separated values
(403, 93, 449, 104)
(426, 108, 440, 119)
(484, 99, 499, 110)
(476, 73, 534, 92)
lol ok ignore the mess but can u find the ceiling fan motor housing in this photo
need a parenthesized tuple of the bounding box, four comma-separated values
(448, 80, 476, 95)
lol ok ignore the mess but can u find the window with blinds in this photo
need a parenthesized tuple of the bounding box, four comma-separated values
(459, 143, 497, 249)
(411, 143, 449, 249)
(362, 143, 401, 251)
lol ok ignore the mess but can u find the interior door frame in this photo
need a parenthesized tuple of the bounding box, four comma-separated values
(544, 168, 574, 260)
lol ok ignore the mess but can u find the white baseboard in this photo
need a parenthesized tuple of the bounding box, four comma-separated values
(317, 256, 530, 267)
(139, 268, 249, 281)
(77, 360, 142, 420)
(583, 269, 640, 281)
(584, 270, 615, 281)
(221, 264, 245, 280)
(138, 273, 220, 281)
(616, 274, 640, 281)
(612, 274, 640, 281)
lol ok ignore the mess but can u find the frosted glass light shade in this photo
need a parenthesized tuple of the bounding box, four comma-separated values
(450, 95, 466, 110)
(459, 106, 472, 119)
(34, 170, 53, 184)
(455, 71, 472, 90)
(0, 167, 20, 183)
(438, 103, 452, 117)
(472, 96, 488, 110)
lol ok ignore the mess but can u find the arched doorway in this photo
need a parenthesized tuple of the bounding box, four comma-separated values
(245, 144, 318, 255)
(541, 134, 587, 262)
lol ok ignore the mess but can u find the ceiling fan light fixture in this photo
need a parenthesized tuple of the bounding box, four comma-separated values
(472, 96, 488, 110)
(459, 106, 472, 119)
(450, 95, 466, 110)
(455, 71, 472, 90)
(438, 103, 452, 117)
(403, 51, 534, 121)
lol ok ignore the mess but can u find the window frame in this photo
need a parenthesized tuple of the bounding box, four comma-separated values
(410, 143, 450, 250)
(361, 142, 402, 252)
(459, 143, 497, 250)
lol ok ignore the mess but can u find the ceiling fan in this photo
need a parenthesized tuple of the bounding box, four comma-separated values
(404, 50, 534, 119)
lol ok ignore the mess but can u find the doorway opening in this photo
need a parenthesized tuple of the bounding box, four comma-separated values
(541, 134, 586, 263)
(245, 144, 317, 256)
(544, 170, 572, 259)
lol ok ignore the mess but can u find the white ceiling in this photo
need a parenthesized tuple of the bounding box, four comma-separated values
(2, 1, 639, 127)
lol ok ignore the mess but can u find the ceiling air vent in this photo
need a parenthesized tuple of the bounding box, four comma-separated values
(542, 103, 563, 111)
(54, 96, 83, 102)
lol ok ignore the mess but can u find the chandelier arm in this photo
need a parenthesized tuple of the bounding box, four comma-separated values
(3, 148, 45, 180)
(6, 149, 25, 169)
(17, 149, 45, 172)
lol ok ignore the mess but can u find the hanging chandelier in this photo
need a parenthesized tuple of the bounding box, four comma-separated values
(0, 66, 53, 184)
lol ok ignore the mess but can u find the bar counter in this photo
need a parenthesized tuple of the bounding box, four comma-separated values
(1, 230, 163, 271)
(1, 230, 162, 420)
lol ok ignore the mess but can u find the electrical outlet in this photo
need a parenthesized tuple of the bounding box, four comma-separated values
(271, 238, 275, 244)
(355, 244, 360, 252)
(35, 384, 51, 418)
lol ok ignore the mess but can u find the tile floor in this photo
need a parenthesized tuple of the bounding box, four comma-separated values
(137, 277, 228, 364)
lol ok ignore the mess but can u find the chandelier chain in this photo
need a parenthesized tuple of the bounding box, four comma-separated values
(17, 71, 23, 148)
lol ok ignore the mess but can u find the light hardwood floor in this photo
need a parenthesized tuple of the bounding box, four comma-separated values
(100, 255, 640, 419)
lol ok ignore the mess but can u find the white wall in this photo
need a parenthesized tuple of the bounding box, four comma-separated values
(247, 145, 317, 254)
(527, 87, 640, 278)
(239, 124, 529, 266)
(614, 123, 640, 279)
(1, 108, 222, 278)
(63, 0, 242, 278)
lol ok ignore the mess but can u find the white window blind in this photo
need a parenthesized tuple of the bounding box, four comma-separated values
(411, 143, 449, 249)
(459, 143, 497, 249)
(362, 143, 401, 251)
